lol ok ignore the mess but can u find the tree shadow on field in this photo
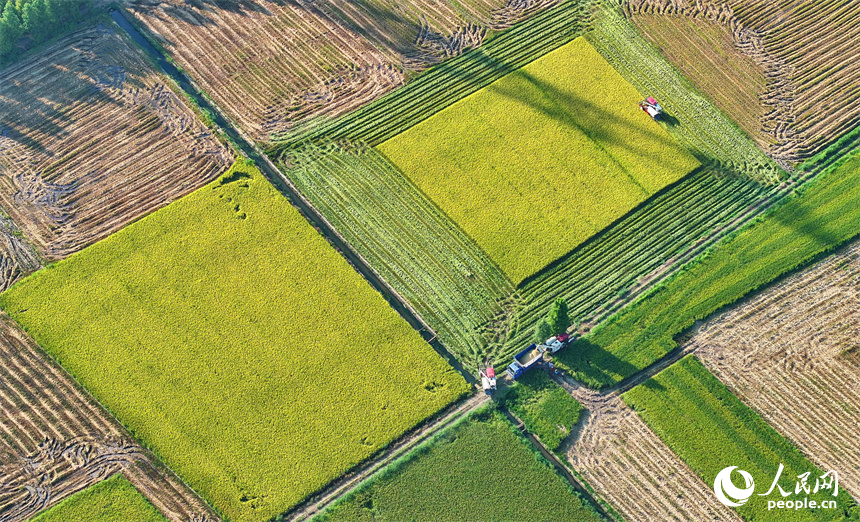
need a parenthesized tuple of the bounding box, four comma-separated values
(554, 337, 641, 391)
(0, 32, 127, 161)
(483, 65, 686, 162)
(129, 0, 280, 27)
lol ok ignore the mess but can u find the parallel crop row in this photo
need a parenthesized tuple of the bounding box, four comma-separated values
(623, 355, 857, 521)
(284, 143, 514, 369)
(130, 0, 536, 142)
(555, 148, 860, 388)
(587, 2, 782, 183)
(505, 166, 774, 358)
(730, 0, 860, 160)
(270, 0, 593, 151)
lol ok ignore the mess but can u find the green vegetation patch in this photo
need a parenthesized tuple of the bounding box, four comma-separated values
(29, 474, 165, 522)
(623, 356, 857, 521)
(502, 370, 582, 451)
(316, 408, 602, 522)
(556, 150, 860, 388)
(1, 163, 468, 522)
(378, 37, 699, 284)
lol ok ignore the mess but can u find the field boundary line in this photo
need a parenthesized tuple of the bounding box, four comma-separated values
(282, 393, 490, 522)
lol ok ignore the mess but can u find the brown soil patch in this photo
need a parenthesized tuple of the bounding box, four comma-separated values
(126, 0, 555, 142)
(689, 239, 860, 498)
(0, 22, 232, 266)
(0, 313, 217, 521)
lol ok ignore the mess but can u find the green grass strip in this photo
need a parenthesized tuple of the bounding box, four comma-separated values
(623, 356, 858, 521)
(555, 150, 860, 389)
(29, 474, 166, 522)
(314, 407, 602, 522)
(501, 371, 583, 451)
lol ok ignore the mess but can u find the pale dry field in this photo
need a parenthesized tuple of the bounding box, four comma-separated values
(557, 379, 742, 522)
(690, 239, 860, 498)
(0, 21, 231, 286)
(127, 0, 558, 142)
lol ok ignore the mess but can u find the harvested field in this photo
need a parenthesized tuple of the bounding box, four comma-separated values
(623, 355, 856, 521)
(690, 239, 860, 499)
(588, 1, 781, 181)
(269, 0, 592, 149)
(127, 0, 552, 142)
(286, 143, 514, 369)
(30, 474, 166, 522)
(0, 215, 40, 294)
(625, 0, 860, 164)
(561, 386, 742, 522)
(0, 163, 468, 522)
(378, 36, 699, 284)
(0, 313, 216, 522)
(0, 22, 231, 264)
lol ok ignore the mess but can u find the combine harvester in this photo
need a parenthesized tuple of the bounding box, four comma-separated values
(480, 367, 497, 395)
(639, 97, 663, 120)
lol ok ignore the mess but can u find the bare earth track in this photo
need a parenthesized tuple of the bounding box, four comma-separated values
(0, 22, 231, 274)
(690, 239, 860, 498)
(0, 313, 216, 521)
(126, 0, 557, 142)
(625, 0, 860, 165)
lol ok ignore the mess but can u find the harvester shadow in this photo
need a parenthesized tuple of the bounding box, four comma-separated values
(659, 112, 680, 127)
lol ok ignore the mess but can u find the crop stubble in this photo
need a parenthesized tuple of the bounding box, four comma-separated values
(690, 239, 860, 499)
(127, 0, 553, 142)
(0, 22, 231, 281)
(558, 380, 741, 522)
(625, 0, 860, 164)
(0, 313, 216, 522)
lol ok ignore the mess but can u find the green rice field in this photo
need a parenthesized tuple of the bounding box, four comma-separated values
(317, 408, 602, 522)
(29, 475, 165, 522)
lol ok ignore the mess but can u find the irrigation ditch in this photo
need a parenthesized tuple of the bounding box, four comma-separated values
(108, 8, 475, 386)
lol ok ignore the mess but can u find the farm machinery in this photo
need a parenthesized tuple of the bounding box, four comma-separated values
(480, 367, 497, 395)
(505, 334, 573, 380)
(639, 97, 663, 120)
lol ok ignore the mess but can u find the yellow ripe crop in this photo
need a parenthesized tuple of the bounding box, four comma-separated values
(378, 37, 699, 284)
(0, 163, 468, 522)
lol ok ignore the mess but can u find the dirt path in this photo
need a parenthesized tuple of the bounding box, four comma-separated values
(282, 392, 490, 522)
(0, 314, 217, 522)
(545, 367, 741, 522)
